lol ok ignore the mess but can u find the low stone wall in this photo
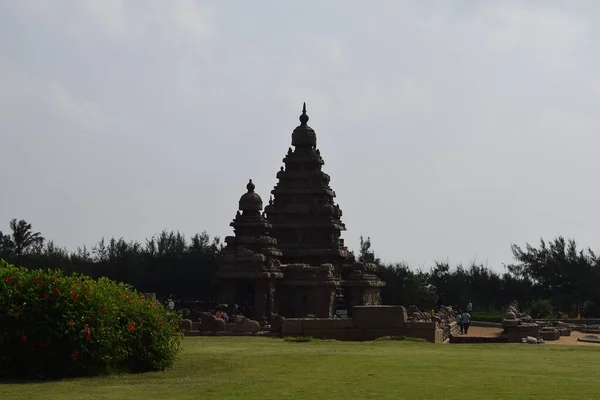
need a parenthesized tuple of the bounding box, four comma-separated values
(538, 319, 600, 325)
(281, 306, 446, 343)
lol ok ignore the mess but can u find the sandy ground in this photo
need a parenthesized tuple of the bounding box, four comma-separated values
(460, 326, 600, 346)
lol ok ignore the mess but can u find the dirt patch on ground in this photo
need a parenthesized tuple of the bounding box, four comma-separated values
(460, 326, 600, 346)
(546, 330, 600, 346)
(461, 326, 503, 337)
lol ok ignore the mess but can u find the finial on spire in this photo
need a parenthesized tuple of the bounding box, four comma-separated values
(246, 179, 255, 192)
(299, 102, 309, 125)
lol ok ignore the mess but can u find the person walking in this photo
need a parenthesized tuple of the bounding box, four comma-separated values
(456, 311, 464, 334)
(462, 311, 471, 335)
(466, 301, 473, 313)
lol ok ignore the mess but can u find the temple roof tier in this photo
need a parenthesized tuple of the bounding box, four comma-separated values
(270, 188, 336, 196)
(238, 179, 262, 211)
(282, 154, 324, 165)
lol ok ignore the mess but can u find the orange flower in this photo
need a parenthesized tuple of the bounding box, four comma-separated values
(140, 295, 146, 300)
(54, 288, 60, 294)
(128, 322, 136, 333)
(70, 352, 78, 359)
(102, 307, 109, 313)
(72, 294, 79, 301)
(52, 278, 57, 283)
(180, 334, 184, 339)
(5, 277, 13, 284)
(69, 319, 75, 326)
(158, 321, 164, 326)
(39, 280, 45, 286)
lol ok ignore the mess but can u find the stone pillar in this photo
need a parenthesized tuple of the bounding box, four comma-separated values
(266, 280, 276, 317)
(253, 281, 268, 324)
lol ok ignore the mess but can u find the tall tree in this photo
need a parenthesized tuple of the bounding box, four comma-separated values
(9, 218, 44, 266)
(507, 237, 599, 314)
(358, 236, 381, 265)
(0, 230, 15, 259)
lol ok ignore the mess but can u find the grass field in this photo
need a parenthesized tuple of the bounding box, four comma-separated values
(2, 336, 600, 400)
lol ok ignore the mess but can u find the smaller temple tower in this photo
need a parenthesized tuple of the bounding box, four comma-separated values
(214, 179, 283, 324)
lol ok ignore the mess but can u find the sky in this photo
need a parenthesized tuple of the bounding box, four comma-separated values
(1, 0, 599, 272)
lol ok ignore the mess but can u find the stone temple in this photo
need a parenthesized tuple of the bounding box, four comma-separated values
(214, 104, 384, 323)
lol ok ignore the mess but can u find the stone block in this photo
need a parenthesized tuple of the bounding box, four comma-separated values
(405, 321, 436, 330)
(346, 328, 407, 341)
(558, 328, 571, 336)
(404, 328, 437, 343)
(352, 306, 408, 329)
(540, 328, 560, 341)
(302, 318, 354, 330)
(282, 319, 304, 336)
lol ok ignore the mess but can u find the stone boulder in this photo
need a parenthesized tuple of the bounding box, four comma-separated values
(180, 319, 193, 332)
(198, 312, 226, 332)
(228, 316, 260, 334)
(526, 336, 538, 344)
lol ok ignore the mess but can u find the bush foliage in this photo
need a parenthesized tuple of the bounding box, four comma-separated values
(0, 259, 182, 379)
(530, 298, 553, 319)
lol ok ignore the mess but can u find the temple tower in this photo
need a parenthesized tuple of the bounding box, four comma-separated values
(264, 103, 348, 268)
(215, 179, 283, 323)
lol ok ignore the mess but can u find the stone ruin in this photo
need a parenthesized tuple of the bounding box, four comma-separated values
(502, 300, 540, 342)
(407, 305, 460, 342)
(502, 300, 573, 343)
(179, 312, 263, 337)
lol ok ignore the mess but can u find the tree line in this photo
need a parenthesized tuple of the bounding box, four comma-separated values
(2, 218, 600, 317)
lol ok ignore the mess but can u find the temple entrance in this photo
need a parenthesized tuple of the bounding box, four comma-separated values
(235, 281, 255, 317)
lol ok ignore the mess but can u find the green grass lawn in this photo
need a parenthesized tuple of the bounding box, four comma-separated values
(2, 337, 599, 400)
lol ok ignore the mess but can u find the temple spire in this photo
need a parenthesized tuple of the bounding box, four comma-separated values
(299, 102, 309, 125)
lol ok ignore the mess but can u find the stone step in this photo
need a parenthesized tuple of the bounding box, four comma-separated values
(449, 335, 509, 344)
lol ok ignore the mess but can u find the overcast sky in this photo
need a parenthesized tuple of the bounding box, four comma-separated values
(1, 0, 599, 272)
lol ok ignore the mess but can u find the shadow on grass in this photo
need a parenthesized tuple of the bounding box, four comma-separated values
(0, 367, 160, 384)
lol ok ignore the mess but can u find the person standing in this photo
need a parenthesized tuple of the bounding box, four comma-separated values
(466, 301, 473, 313)
(462, 311, 471, 335)
(456, 311, 464, 334)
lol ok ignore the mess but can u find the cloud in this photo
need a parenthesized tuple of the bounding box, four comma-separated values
(0, 62, 106, 139)
(10, 0, 217, 47)
(78, 0, 129, 39)
(479, 3, 588, 70)
(277, 35, 429, 120)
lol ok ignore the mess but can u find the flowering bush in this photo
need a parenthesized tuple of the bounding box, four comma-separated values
(0, 259, 183, 379)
